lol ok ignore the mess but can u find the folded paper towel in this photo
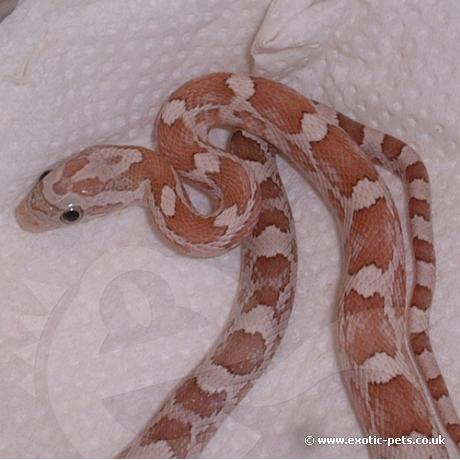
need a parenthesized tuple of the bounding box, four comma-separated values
(1, 0, 460, 458)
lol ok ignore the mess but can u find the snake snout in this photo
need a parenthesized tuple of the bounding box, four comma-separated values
(15, 199, 53, 233)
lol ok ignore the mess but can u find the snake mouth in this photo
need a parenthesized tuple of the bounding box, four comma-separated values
(15, 199, 55, 233)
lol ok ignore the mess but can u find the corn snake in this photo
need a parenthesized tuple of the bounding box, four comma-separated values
(15, 73, 459, 458)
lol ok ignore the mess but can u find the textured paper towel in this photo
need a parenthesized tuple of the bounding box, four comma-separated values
(1, 0, 460, 458)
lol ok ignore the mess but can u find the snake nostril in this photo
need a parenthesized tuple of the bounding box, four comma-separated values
(38, 169, 51, 181)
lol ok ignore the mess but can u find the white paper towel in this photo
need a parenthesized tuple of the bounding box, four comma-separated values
(1, 0, 460, 458)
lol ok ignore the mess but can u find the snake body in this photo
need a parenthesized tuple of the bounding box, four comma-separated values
(16, 73, 459, 458)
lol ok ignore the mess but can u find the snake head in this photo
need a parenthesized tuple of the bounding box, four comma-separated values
(15, 145, 146, 232)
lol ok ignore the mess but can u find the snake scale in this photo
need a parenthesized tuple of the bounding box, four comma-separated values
(16, 73, 459, 458)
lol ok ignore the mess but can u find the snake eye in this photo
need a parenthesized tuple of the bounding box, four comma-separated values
(38, 170, 51, 181)
(60, 206, 83, 224)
